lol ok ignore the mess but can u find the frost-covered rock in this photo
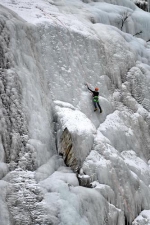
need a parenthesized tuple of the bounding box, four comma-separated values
(132, 210, 150, 225)
(134, 0, 148, 11)
(0, 181, 11, 225)
(54, 100, 96, 170)
(0, 0, 150, 224)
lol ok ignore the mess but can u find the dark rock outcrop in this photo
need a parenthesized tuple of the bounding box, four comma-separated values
(135, 0, 148, 11)
(59, 128, 78, 172)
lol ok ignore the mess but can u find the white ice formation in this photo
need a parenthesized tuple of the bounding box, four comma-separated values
(0, 0, 150, 224)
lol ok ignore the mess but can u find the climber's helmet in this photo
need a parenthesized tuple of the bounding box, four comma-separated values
(95, 87, 99, 91)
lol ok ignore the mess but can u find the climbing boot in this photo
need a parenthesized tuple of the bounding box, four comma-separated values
(94, 108, 98, 112)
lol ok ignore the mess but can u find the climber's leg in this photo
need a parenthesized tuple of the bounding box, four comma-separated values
(97, 102, 102, 113)
(93, 100, 97, 111)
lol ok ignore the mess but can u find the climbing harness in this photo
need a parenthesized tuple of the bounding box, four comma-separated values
(93, 96, 99, 102)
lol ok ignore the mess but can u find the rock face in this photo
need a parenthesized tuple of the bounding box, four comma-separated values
(59, 127, 78, 171)
(54, 100, 96, 171)
(59, 128, 94, 187)
(0, 0, 150, 225)
(135, 0, 148, 11)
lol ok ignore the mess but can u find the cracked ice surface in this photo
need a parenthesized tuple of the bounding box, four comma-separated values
(0, 0, 150, 225)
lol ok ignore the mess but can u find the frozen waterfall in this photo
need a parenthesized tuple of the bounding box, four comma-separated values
(0, 0, 150, 225)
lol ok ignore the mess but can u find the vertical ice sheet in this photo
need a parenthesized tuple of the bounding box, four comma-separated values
(0, 1, 150, 225)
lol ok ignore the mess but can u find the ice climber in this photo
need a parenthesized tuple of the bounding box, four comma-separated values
(86, 83, 102, 113)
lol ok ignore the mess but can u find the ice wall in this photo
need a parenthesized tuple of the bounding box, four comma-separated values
(0, 0, 150, 225)
(58, 0, 150, 40)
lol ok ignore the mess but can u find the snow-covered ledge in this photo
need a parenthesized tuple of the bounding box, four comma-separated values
(54, 100, 96, 171)
(132, 210, 150, 224)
